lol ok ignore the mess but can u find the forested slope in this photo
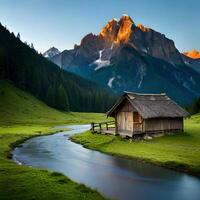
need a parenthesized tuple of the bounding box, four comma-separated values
(0, 23, 116, 112)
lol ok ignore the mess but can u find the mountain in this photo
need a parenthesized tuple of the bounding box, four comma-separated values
(182, 50, 200, 73)
(182, 56, 200, 74)
(43, 47, 60, 58)
(183, 49, 200, 59)
(0, 23, 116, 112)
(48, 15, 200, 106)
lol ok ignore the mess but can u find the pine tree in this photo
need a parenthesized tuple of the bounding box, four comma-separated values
(17, 33, 20, 40)
(30, 43, 34, 49)
(0, 23, 116, 113)
(189, 98, 200, 114)
(57, 84, 70, 111)
(46, 85, 55, 107)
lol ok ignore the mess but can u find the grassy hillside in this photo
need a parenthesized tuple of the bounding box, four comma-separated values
(0, 80, 108, 125)
(71, 115, 200, 177)
(0, 80, 108, 200)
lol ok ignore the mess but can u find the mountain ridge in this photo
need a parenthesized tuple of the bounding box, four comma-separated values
(43, 47, 60, 58)
(46, 15, 200, 105)
(183, 49, 200, 59)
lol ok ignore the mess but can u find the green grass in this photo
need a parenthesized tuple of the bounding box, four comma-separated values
(0, 80, 108, 125)
(71, 115, 200, 177)
(0, 126, 108, 200)
(0, 80, 108, 200)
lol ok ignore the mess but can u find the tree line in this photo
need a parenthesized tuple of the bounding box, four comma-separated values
(0, 23, 117, 112)
(186, 98, 200, 115)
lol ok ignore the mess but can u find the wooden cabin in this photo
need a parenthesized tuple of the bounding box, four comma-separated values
(106, 92, 190, 137)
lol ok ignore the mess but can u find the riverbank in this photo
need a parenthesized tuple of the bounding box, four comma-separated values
(71, 114, 200, 177)
(0, 119, 110, 200)
(0, 80, 109, 200)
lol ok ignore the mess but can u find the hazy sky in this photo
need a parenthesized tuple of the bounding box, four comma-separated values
(0, 0, 199, 53)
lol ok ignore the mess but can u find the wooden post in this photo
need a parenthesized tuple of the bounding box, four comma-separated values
(115, 116, 118, 135)
(99, 123, 102, 132)
(91, 121, 115, 135)
(91, 122, 94, 133)
(132, 112, 134, 134)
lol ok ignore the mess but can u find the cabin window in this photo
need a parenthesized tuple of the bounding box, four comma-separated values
(133, 112, 140, 123)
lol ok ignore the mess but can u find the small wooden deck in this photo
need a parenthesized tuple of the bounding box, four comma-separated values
(91, 120, 184, 139)
(91, 121, 143, 137)
(91, 121, 116, 135)
(101, 128, 116, 135)
(91, 121, 115, 135)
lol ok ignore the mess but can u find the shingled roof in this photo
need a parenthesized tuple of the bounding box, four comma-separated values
(107, 91, 190, 119)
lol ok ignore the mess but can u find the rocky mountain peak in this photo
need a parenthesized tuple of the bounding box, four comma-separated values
(183, 49, 200, 59)
(80, 33, 97, 45)
(99, 15, 134, 45)
(99, 18, 119, 44)
(43, 47, 60, 58)
(137, 23, 149, 32)
(119, 14, 134, 23)
(116, 15, 134, 44)
(49, 14, 185, 70)
(47, 15, 200, 106)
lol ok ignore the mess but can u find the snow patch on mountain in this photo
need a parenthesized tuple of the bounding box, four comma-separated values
(110, 43, 114, 50)
(184, 61, 190, 65)
(141, 47, 148, 53)
(107, 77, 115, 88)
(43, 47, 60, 58)
(93, 49, 110, 71)
(137, 64, 146, 88)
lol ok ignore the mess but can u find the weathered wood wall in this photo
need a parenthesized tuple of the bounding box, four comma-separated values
(115, 99, 183, 135)
(144, 117, 183, 132)
(117, 111, 133, 131)
(116, 100, 134, 132)
(116, 100, 143, 133)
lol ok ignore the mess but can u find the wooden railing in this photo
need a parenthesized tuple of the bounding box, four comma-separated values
(91, 121, 115, 133)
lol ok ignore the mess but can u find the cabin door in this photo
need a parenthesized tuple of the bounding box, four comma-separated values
(125, 112, 133, 132)
(133, 112, 142, 132)
(117, 112, 133, 132)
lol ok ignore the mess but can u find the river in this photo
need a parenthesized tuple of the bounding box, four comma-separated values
(12, 124, 200, 200)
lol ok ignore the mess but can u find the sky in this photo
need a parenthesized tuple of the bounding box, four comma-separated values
(0, 0, 199, 53)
